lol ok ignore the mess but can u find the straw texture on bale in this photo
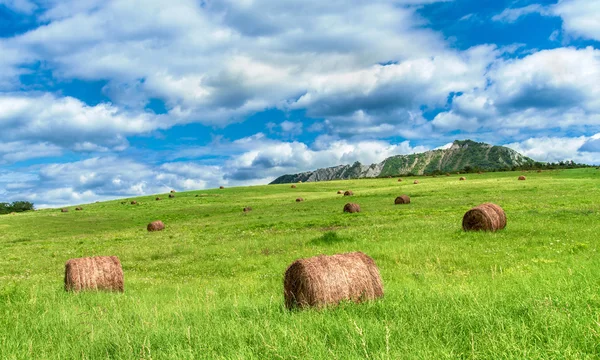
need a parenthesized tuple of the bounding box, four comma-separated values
(394, 195, 410, 204)
(460, 177, 466, 181)
(61, 208, 68, 213)
(64, 256, 124, 292)
(219, 186, 225, 189)
(462, 203, 507, 232)
(446, 173, 450, 176)
(130, 201, 137, 205)
(283, 252, 383, 309)
(337, 190, 343, 194)
(296, 198, 304, 202)
(343, 203, 361, 213)
(169, 194, 175, 198)
(243, 207, 252, 213)
(414, 180, 419, 184)
(147, 220, 165, 232)
(75, 207, 83, 211)
(344, 190, 354, 196)
(291, 185, 297, 188)
(170, 190, 176, 193)
(156, 197, 161, 201)
(397, 178, 403, 182)
(518, 176, 526, 180)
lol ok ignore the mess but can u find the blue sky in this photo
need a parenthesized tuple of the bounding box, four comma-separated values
(1, 0, 599, 207)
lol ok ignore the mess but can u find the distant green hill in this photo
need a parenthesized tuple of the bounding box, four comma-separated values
(270, 140, 536, 184)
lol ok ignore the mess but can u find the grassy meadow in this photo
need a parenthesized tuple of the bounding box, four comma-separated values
(1, 168, 600, 359)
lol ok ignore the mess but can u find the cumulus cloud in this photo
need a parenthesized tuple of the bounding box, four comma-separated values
(505, 135, 600, 164)
(492, 4, 548, 23)
(552, 0, 600, 41)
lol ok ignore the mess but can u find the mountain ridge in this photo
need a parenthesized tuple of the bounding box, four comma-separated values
(270, 140, 536, 184)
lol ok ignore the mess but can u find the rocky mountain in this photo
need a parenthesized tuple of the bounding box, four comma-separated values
(270, 140, 536, 184)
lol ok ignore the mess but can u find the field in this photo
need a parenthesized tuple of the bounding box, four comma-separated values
(1, 169, 600, 359)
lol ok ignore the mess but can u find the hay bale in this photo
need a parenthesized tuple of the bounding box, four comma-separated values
(64, 256, 124, 292)
(344, 190, 354, 196)
(397, 178, 402, 182)
(462, 203, 507, 232)
(337, 190, 343, 194)
(61, 208, 68, 213)
(169, 194, 175, 198)
(343, 203, 360, 213)
(446, 173, 450, 176)
(147, 220, 165, 232)
(156, 197, 161, 201)
(75, 207, 83, 211)
(130, 201, 137, 205)
(413, 180, 419, 184)
(170, 190, 176, 193)
(537, 170, 542, 173)
(460, 177, 466, 181)
(394, 195, 410, 204)
(291, 185, 297, 188)
(283, 252, 383, 309)
(243, 207, 252, 213)
(296, 198, 304, 202)
(518, 176, 526, 180)
(219, 186, 225, 189)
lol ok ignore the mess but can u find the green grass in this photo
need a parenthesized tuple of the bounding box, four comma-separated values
(1, 169, 600, 359)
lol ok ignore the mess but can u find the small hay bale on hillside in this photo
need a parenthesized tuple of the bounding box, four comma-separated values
(462, 203, 506, 232)
(397, 178, 403, 182)
(219, 186, 225, 189)
(130, 201, 137, 205)
(64, 256, 124, 292)
(460, 177, 466, 181)
(147, 220, 165, 232)
(413, 180, 420, 184)
(283, 252, 383, 309)
(537, 170, 542, 173)
(296, 198, 304, 202)
(291, 185, 297, 188)
(75, 207, 83, 211)
(344, 190, 354, 196)
(394, 195, 410, 204)
(169, 194, 175, 198)
(337, 190, 343, 194)
(343, 203, 361, 213)
(446, 173, 450, 176)
(156, 197, 161, 201)
(243, 207, 252, 213)
(170, 190, 176, 193)
(61, 208, 68, 213)
(518, 176, 526, 180)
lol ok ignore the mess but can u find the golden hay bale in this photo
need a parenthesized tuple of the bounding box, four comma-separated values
(283, 252, 383, 309)
(61, 208, 68, 213)
(220, 186, 225, 189)
(460, 177, 466, 181)
(413, 180, 419, 184)
(291, 185, 297, 188)
(169, 194, 175, 198)
(343, 203, 361, 213)
(130, 201, 137, 205)
(446, 173, 450, 176)
(64, 256, 124, 292)
(75, 207, 83, 211)
(337, 190, 343, 194)
(344, 190, 354, 196)
(147, 220, 165, 232)
(518, 176, 526, 180)
(462, 203, 507, 232)
(156, 197, 161, 201)
(296, 198, 304, 202)
(394, 195, 410, 204)
(397, 178, 402, 182)
(170, 190, 176, 193)
(243, 207, 252, 213)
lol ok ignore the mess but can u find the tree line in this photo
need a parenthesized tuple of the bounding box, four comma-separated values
(0, 201, 35, 214)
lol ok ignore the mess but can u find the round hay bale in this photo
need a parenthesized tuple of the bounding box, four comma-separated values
(460, 177, 466, 181)
(291, 185, 297, 188)
(397, 178, 402, 182)
(537, 170, 542, 173)
(413, 180, 419, 184)
(243, 207, 252, 213)
(337, 190, 343, 194)
(394, 195, 410, 204)
(219, 186, 225, 189)
(283, 252, 383, 309)
(169, 194, 175, 198)
(462, 203, 507, 232)
(296, 198, 304, 202)
(155, 197, 161, 201)
(518, 176, 526, 180)
(446, 173, 450, 176)
(343, 203, 361, 213)
(147, 220, 165, 232)
(64, 256, 124, 292)
(344, 190, 354, 196)
(61, 208, 68, 213)
(130, 201, 137, 205)
(170, 190, 176, 193)
(75, 207, 83, 211)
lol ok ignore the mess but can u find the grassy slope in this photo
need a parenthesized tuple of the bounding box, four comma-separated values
(1, 169, 600, 359)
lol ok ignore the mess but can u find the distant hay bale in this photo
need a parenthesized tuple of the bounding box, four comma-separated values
(170, 190, 176, 193)
(75, 207, 83, 211)
(518, 176, 526, 180)
(394, 195, 410, 204)
(169, 194, 175, 198)
(243, 207, 252, 213)
(296, 198, 304, 202)
(155, 197, 161, 201)
(462, 203, 507, 232)
(219, 186, 225, 189)
(446, 173, 450, 176)
(337, 190, 343, 194)
(413, 180, 419, 184)
(64, 256, 124, 292)
(344, 190, 354, 196)
(283, 252, 383, 309)
(147, 220, 165, 232)
(130, 201, 137, 205)
(537, 170, 542, 173)
(343, 203, 361, 213)
(397, 178, 402, 182)
(291, 185, 297, 188)
(61, 208, 68, 213)
(460, 177, 466, 181)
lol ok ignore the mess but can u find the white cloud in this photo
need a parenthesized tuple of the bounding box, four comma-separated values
(492, 5, 547, 23)
(0, 0, 37, 13)
(552, 0, 600, 42)
(505, 135, 600, 164)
